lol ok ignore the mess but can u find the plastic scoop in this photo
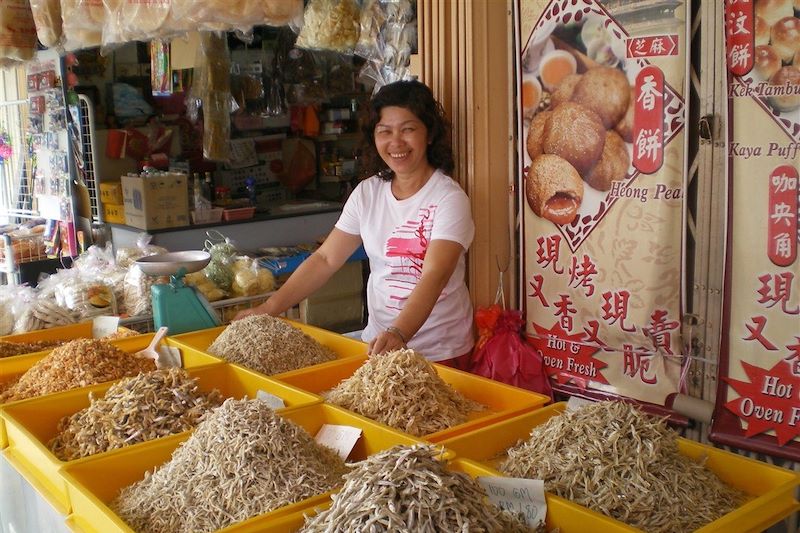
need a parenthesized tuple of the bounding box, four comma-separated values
(134, 326, 170, 368)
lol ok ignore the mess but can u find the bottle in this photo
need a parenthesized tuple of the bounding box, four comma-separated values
(203, 172, 214, 202)
(192, 174, 201, 209)
(245, 177, 257, 207)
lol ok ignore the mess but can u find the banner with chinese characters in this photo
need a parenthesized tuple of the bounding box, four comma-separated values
(711, 0, 800, 461)
(516, 0, 688, 407)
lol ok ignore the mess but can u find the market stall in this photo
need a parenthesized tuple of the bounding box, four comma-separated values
(0, 0, 799, 532)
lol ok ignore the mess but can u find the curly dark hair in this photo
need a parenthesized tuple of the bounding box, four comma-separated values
(359, 80, 454, 180)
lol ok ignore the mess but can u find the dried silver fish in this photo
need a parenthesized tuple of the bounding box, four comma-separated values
(49, 368, 223, 460)
(500, 401, 748, 532)
(207, 315, 336, 375)
(113, 398, 347, 533)
(301, 444, 531, 533)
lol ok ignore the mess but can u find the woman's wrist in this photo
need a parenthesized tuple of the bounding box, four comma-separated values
(385, 326, 408, 344)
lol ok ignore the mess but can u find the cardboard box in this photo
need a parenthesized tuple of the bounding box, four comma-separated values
(99, 181, 123, 204)
(101, 203, 125, 224)
(121, 173, 189, 230)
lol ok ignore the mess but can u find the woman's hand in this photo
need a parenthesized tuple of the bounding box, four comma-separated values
(233, 301, 272, 321)
(368, 327, 407, 355)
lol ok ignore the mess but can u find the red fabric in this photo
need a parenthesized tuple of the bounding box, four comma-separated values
(469, 306, 553, 401)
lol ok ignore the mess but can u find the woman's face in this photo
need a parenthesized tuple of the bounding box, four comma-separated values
(374, 106, 431, 179)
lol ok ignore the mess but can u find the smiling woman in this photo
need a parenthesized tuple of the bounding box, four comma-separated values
(236, 80, 476, 366)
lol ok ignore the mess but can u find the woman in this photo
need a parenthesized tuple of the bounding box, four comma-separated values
(236, 80, 474, 364)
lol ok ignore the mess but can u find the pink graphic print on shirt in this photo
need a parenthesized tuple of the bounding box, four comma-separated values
(384, 206, 436, 311)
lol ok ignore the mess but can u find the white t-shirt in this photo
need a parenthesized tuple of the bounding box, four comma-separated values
(335, 170, 475, 361)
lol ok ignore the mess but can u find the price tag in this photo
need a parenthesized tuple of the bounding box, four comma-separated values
(566, 396, 594, 412)
(314, 424, 362, 460)
(157, 346, 183, 368)
(477, 476, 547, 528)
(93, 316, 120, 338)
(256, 390, 286, 409)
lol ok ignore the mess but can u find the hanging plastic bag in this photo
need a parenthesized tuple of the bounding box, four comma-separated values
(469, 263, 553, 401)
(203, 230, 237, 291)
(470, 305, 553, 401)
(295, 0, 360, 54)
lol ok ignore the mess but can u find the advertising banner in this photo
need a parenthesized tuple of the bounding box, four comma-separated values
(712, 0, 800, 461)
(517, 0, 688, 408)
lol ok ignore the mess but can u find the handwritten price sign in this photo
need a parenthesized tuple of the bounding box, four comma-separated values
(478, 476, 547, 528)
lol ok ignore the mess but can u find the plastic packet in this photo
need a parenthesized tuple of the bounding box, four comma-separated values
(115, 233, 168, 268)
(231, 256, 275, 297)
(60, 0, 106, 51)
(203, 231, 237, 291)
(185, 271, 226, 301)
(14, 291, 81, 333)
(0, 0, 37, 64)
(296, 0, 361, 54)
(30, 0, 64, 48)
(0, 285, 35, 335)
(263, 0, 303, 28)
(123, 265, 157, 316)
(194, 32, 232, 162)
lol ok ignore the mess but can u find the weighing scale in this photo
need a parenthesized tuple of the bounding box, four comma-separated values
(135, 251, 221, 334)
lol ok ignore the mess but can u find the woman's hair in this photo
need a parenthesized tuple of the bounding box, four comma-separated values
(359, 80, 454, 180)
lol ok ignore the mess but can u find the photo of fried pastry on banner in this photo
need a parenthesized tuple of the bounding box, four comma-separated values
(521, 10, 639, 227)
(751, 1, 800, 115)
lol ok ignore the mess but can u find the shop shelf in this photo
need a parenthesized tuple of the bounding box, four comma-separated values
(167, 318, 368, 371)
(438, 402, 800, 533)
(0, 332, 220, 449)
(0, 363, 319, 516)
(222, 206, 256, 221)
(61, 403, 432, 533)
(275, 355, 550, 442)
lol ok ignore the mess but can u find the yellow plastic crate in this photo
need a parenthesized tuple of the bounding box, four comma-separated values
(276, 354, 550, 442)
(438, 402, 800, 533)
(0, 363, 321, 515)
(0, 333, 220, 449)
(61, 403, 432, 533)
(0, 321, 140, 350)
(167, 318, 368, 370)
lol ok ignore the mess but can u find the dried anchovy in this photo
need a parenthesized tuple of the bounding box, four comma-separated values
(324, 349, 484, 437)
(500, 401, 748, 533)
(207, 315, 336, 375)
(112, 398, 347, 533)
(0, 340, 64, 358)
(301, 444, 531, 533)
(49, 368, 223, 460)
(0, 339, 155, 403)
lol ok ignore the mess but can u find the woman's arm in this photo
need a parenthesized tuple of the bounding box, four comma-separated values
(235, 229, 363, 319)
(368, 239, 464, 354)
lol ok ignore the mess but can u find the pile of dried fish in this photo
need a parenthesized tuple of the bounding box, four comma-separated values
(501, 401, 747, 532)
(324, 349, 483, 436)
(113, 398, 347, 533)
(49, 368, 223, 460)
(0, 339, 64, 358)
(301, 444, 531, 532)
(207, 315, 336, 375)
(0, 339, 155, 403)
